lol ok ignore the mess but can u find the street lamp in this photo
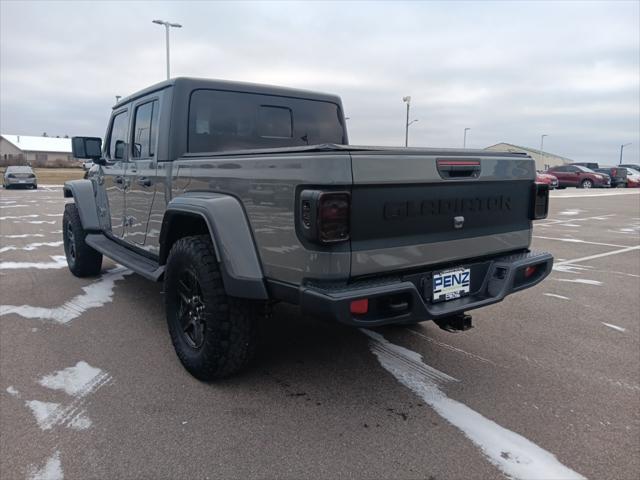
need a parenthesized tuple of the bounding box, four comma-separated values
(540, 134, 548, 166)
(619, 143, 632, 165)
(402, 96, 418, 147)
(463, 127, 471, 148)
(152, 19, 182, 80)
(115, 95, 121, 103)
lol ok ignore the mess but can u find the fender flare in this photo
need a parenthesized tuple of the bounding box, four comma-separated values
(63, 180, 101, 231)
(160, 193, 268, 300)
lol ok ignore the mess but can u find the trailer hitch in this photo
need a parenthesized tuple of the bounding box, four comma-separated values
(433, 313, 473, 332)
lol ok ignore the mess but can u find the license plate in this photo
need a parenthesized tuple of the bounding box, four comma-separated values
(19, 180, 27, 183)
(432, 267, 471, 302)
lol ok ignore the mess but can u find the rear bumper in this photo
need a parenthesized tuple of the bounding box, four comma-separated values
(299, 250, 553, 327)
(4, 177, 37, 187)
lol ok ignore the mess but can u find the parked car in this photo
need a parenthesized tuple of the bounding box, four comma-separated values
(620, 163, 640, 172)
(623, 168, 640, 188)
(546, 165, 610, 189)
(2, 165, 37, 189)
(536, 172, 558, 189)
(64, 77, 553, 380)
(594, 166, 627, 188)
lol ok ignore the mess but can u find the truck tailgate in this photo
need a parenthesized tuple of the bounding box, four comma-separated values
(349, 151, 535, 277)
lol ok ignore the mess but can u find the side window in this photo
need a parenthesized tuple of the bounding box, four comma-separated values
(108, 111, 129, 160)
(132, 100, 159, 159)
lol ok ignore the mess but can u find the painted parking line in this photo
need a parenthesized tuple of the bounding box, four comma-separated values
(532, 236, 630, 249)
(554, 245, 640, 266)
(363, 330, 586, 480)
(550, 190, 640, 199)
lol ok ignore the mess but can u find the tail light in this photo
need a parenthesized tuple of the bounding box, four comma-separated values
(530, 183, 549, 220)
(611, 168, 617, 177)
(299, 190, 350, 244)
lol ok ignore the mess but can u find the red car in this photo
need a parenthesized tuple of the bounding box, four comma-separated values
(536, 172, 558, 189)
(545, 165, 611, 189)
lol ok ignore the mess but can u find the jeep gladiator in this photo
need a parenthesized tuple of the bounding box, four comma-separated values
(65, 77, 553, 380)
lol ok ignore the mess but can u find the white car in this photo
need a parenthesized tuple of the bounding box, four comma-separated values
(623, 168, 640, 188)
(3, 165, 37, 189)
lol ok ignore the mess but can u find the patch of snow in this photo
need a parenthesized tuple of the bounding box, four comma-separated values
(555, 278, 603, 286)
(558, 209, 583, 216)
(67, 412, 92, 430)
(25, 400, 61, 430)
(26, 451, 63, 480)
(0, 255, 67, 270)
(6, 386, 20, 397)
(544, 293, 570, 300)
(553, 265, 592, 273)
(39, 361, 104, 397)
(24, 362, 111, 431)
(0, 266, 130, 323)
(14, 220, 56, 225)
(602, 323, 626, 333)
(363, 330, 585, 480)
(1, 233, 46, 239)
(0, 241, 63, 253)
(0, 214, 40, 220)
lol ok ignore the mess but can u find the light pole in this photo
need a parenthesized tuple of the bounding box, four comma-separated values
(152, 19, 182, 80)
(619, 143, 632, 165)
(115, 95, 121, 103)
(463, 127, 470, 148)
(402, 96, 418, 147)
(540, 134, 548, 167)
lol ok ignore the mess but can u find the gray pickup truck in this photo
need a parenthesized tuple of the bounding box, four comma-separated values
(65, 77, 552, 380)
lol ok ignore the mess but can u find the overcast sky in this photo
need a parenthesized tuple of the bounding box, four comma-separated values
(1, 0, 638, 163)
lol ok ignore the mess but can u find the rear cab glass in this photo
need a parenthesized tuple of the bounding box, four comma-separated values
(187, 89, 345, 153)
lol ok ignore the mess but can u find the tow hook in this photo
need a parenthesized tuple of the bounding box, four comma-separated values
(433, 313, 473, 332)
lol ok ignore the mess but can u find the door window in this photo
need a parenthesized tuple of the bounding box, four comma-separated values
(132, 100, 159, 159)
(108, 111, 129, 160)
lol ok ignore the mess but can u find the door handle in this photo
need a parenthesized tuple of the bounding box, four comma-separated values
(114, 176, 124, 184)
(137, 177, 152, 187)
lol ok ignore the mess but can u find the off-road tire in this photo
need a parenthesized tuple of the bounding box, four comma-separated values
(580, 179, 593, 189)
(63, 203, 103, 277)
(164, 235, 260, 380)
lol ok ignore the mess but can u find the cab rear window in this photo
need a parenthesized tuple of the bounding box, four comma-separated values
(188, 89, 345, 153)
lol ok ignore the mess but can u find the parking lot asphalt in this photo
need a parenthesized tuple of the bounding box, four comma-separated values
(1, 186, 639, 480)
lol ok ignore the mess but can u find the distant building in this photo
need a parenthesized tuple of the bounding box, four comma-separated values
(0, 134, 78, 167)
(485, 142, 574, 170)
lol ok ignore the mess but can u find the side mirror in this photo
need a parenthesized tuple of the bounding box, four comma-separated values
(72, 137, 102, 160)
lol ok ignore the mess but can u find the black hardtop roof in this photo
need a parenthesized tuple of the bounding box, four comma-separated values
(113, 77, 343, 109)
